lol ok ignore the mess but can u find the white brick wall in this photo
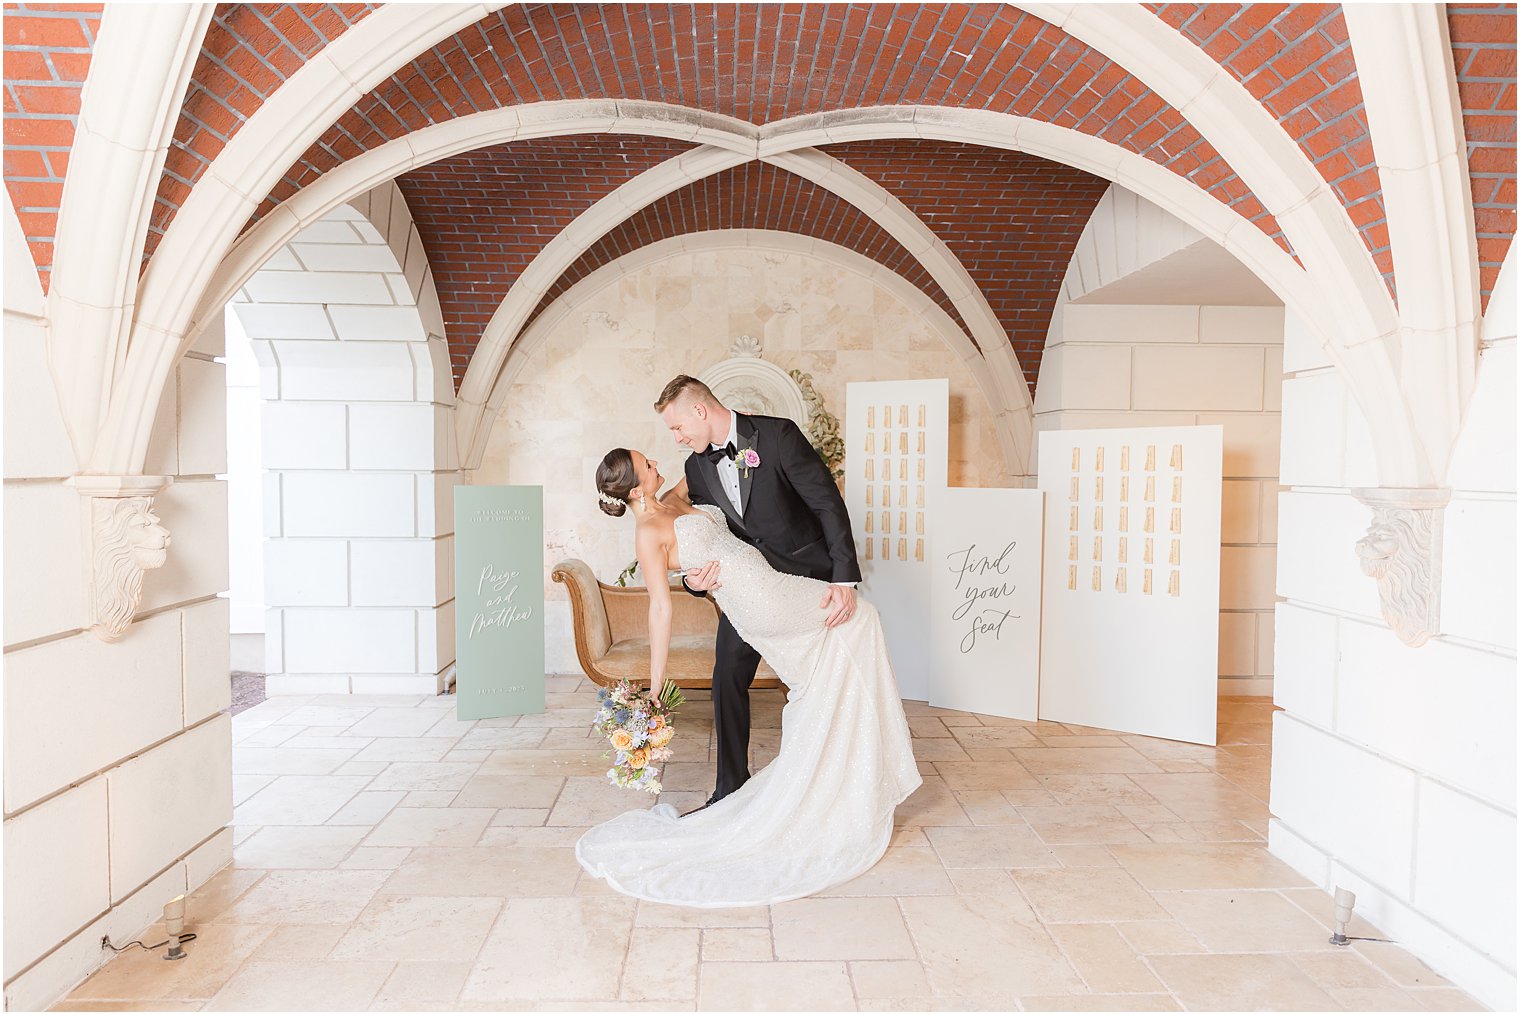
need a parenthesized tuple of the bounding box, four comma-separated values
(1036, 301, 1284, 697)
(1268, 267, 1518, 1010)
(234, 188, 459, 697)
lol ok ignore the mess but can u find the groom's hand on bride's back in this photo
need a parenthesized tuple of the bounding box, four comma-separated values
(820, 584, 857, 628)
(684, 560, 722, 592)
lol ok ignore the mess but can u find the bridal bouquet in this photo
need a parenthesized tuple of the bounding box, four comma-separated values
(593, 679, 685, 794)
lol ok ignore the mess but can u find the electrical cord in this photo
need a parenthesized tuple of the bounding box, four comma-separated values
(101, 933, 198, 954)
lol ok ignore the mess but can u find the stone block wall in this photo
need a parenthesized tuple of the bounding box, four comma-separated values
(231, 193, 460, 696)
(2, 211, 232, 1009)
(1268, 277, 1517, 1009)
(1036, 302, 1285, 697)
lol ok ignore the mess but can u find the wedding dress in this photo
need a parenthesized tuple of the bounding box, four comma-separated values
(575, 503, 922, 907)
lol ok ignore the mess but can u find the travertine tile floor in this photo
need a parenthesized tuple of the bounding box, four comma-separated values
(57, 683, 1483, 1012)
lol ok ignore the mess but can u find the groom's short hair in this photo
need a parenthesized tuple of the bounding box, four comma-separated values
(655, 375, 720, 413)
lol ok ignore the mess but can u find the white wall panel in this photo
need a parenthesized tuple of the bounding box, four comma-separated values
(1414, 782, 1516, 967)
(106, 716, 233, 902)
(3, 481, 83, 646)
(3, 779, 109, 977)
(1270, 713, 1418, 892)
(4, 614, 182, 810)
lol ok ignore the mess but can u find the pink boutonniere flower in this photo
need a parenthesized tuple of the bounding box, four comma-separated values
(739, 446, 761, 477)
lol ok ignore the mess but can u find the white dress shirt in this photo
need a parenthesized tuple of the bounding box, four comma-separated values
(710, 411, 744, 514)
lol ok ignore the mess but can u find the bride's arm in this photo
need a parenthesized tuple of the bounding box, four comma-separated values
(635, 524, 674, 698)
(660, 476, 690, 504)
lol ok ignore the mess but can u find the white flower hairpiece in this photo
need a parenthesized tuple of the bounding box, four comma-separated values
(599, 491, 626, 507)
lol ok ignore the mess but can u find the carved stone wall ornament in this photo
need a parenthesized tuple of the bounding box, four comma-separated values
(1352, 487, 1450, 647)
(700, 344, 808, 429)
(729, 334, 764, 358)
(67, 475, 173, 642)
(789, 368, 846, 479)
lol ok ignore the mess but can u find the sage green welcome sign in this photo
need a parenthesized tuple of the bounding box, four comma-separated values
(454, 485, 546, 720)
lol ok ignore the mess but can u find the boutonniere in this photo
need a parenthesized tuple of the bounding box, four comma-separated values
(737, 441, 761, 478)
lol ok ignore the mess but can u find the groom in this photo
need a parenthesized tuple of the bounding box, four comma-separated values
(655, 375, 861, 807)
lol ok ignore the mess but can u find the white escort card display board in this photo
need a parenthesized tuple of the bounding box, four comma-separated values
(844, 378, 949, 701)
(1036, 425, 1223, 745)
(926, 488, 1045, 720)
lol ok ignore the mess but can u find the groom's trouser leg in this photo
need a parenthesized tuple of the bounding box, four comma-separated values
(711, 613, 762, 800)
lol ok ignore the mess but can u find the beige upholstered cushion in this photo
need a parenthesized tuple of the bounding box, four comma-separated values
(598, 637, 781, 689)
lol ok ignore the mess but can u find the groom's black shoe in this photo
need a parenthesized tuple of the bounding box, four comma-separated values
(680, 792, 722, 818)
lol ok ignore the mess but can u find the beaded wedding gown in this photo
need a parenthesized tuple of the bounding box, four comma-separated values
(575, 503, 922, 907)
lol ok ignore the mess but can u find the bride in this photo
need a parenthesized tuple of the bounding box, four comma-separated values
(574, 447, 921, 908)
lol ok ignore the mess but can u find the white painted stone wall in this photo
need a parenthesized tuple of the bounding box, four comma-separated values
(3, 204, 232, 1009)
(1037, 186, 1284, 698)
(475, 234, 1011, 672)
(225, 306, 265, 634)
(231, 184, 460, 696)
(1036, 303, 1284, 699)
(1268, 267, 1517, 1010)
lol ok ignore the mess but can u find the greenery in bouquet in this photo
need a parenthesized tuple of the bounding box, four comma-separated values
(594, 679, 686, 793)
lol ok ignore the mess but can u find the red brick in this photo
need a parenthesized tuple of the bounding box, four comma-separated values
(4, 14, 90, 49)
(46, 50, 89, 82)
(2, 147, 48, 178)
(2, 114, 73, 147)
(2, 49, 50, 81)
(1465, 46, 1518, 80)
(11, 81, 83, 115)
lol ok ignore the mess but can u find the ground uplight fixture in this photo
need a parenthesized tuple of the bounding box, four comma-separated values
(163, 895, 187, 961)
(1330, 886, 1356, 945)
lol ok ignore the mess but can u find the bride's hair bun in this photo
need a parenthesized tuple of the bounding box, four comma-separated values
(595, 448, 637, 518)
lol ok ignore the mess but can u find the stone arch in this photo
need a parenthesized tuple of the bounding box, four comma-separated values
(228, 179, 459, 695)
(479, 226, 1018, 662)
(4, 189, 45, 321)
(452, 141, 1036, 475)
(43, 4, 208, 465)
(498, 228, 999, 461)
(1055, 185, 1211, 304)
(93, 2, 1441, 486)
(128, 104, 1334, 494)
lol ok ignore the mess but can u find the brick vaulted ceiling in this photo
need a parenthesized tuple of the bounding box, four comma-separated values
(2, 3, 104, 290)
(147, 3, 378, 264)
(204, 4, 1290, 260)
(396, 139, 1110, 390)
(1447, 4, 1519, 303)
(394, 135, 699, 384)
(2, 3, 1513, 383)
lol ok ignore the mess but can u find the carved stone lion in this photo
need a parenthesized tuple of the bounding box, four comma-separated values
(92, 497, 172, 642)
(1355, 505, 1437, 647)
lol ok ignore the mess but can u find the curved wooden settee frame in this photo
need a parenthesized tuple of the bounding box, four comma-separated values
(551, 559, 781, 690)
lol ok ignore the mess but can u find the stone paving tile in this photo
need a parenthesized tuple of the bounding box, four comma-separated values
(59, 689, 1486, 1013)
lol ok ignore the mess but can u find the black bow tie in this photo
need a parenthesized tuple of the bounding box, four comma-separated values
(704, 442, 737, 465)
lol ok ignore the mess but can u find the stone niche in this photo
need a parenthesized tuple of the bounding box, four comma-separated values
(476, 239, 1010, 668)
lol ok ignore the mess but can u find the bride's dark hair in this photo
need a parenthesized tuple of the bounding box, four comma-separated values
(595, 449, 638, 518)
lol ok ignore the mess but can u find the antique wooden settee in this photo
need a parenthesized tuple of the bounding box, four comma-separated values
(551, 559, 781, 689)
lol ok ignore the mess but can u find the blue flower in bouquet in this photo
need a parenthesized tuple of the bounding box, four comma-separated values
(591, 678, 685, 794)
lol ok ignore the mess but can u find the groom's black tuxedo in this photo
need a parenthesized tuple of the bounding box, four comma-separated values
(683, 412, 861, 800)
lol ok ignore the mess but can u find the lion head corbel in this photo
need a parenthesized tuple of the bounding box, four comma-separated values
(1352, 488, 1449, 648)
(67, 476, 173, 642)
